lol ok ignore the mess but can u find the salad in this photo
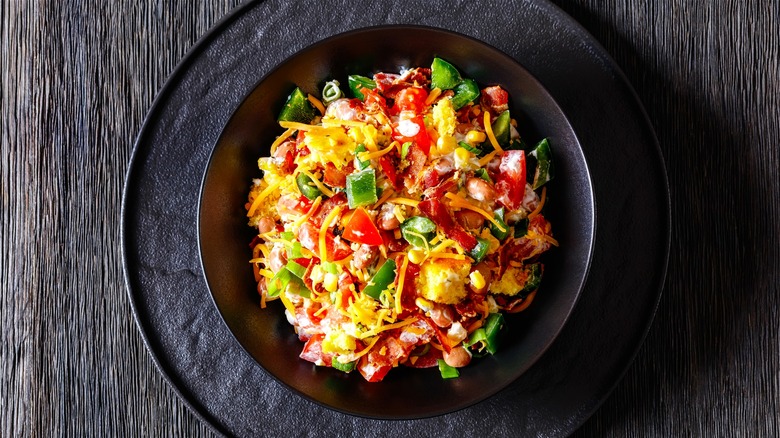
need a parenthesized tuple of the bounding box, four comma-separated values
(246, 58, 557, 382)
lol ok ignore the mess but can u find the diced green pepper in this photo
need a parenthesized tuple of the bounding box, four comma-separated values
(490, 208, 510, 241)
(347, 75, 376, 101)
(296, 172, 322, 200)
(437, 359, 460, 379)
(491, 110, 511, 146)
(457, 141, 481, 154)
(514, 218, 529, 238)
(430, 58, 462, 90)
(346, 169, 378, 208)
(401, 141, 412, 160)
(451, 78, 480, 109)
(354, 144, 370, 170)
(362, 259, 397, 300)
(520, 263, 543, 295)
(483, 312, 505, 354)
(278, 87, 316, 123)
(400, 216, 437, 248)
(467, 237, 491, 263)
(332, 358, 356, 373)
(530, 138, 554, 189)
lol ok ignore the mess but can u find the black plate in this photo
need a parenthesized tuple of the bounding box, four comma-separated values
(122, 0, 668, 435)
(198, 26, 594, 419)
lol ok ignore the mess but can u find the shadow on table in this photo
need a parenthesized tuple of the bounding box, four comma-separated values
(552, 1, 778, 435)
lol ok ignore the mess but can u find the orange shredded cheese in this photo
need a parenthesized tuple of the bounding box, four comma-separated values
(270, 128, 296, 155)
(483, 111, 504, 153)
(247, 178, 285, 216)
(372, 189, 395, 209)
(478, 150, 499, 167)
(425, 87, 442, 105)
(387, 197, 420, 208)
(358, 141, 397, 161)
(279, 120, 317, 131)
(444, 192, 507, 232)
(352, 336, 381, 359)
(360, 317, 418, 339)
(307, 94, 325, 115)
(319, 205, 344, 261)
(509, 291, 537, 313)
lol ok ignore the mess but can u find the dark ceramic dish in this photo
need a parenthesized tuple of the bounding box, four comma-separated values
(198, 25, 594, 419)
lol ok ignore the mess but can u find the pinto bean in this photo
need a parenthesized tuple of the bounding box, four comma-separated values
(352, 244, 379, 270)
(455, 210, 485, 230)
(466, 177, 496, 204)
(256, 217, 275, 234)
(443, 346, 472, 368)
(429, 304, 456, 328)
(268, 245, 287, 272)
(377, 203, 401, 230)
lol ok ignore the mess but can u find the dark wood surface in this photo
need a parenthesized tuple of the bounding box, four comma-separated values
(2, 0, 778, 436)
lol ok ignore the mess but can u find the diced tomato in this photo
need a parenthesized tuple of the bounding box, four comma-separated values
(379, 155, 403, 191)
(297, 222, 351, 261)
(311, 192, 347, 227)
(418, 199, 478, 251)
(392, 115, 431, 155)
(391, 86, 428, 115)
(300, 334, 333, 366)
(342, 207, 383, 246)
(480, 85, 509, 114)
(495, 150, 526, 211)
(361, 88, 389, 114)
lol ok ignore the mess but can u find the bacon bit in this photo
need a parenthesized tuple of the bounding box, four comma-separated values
(322, 162, 353, 188)
(402, 143, 427, 185)
(311, 192, 347, 227)
(481, 85, 509, 114)
(418, 199, 478, 251)
(379, 154, 403, 191)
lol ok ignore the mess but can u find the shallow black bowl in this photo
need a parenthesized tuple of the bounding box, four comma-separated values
(198, 25, 594, 419)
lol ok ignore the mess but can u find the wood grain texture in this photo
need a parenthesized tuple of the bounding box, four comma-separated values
(1, 0, 777, 437)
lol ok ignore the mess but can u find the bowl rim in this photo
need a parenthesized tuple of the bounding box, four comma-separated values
(197, 23, 596, 419)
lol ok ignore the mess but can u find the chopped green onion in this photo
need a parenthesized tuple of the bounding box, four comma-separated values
(332, 357, 356, 373)
(437, 359, 460, 379)
(321, 261, 339, 274)
(467, 237, 491, 263)
(474, 168, 492, 183)
(354, 144, 370, 170)
(457, 141, 481, 154)
(322, 80, 343, 104)
(267, 267, 294, 297)
(362, 259, 397, 300)
(483, 313, 505, 354)
(401, 141, 412, 160)
(280, 231, 295, 241)
(490, 208, 510, 241)
(346, 169, 378, 208)
(286, 260, 307, 278)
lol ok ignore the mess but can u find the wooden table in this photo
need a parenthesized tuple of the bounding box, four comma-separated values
(3, 0, 778, 436)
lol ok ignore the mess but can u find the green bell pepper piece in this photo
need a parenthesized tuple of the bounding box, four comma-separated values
(490, 208, 510, 241)
(267, 267, 310, 298)
(430, 58, 462, 90)
(520, 263, 543, 296)
(483, 312, 505, 354)
(451, 78, 480, 109)
(347, 75, 376, 101)
(514, 218, 529, 238)
(346, 169, 378, 208)
(296, 172, 322, 200)
(278, 87, 316, 123)
(437, 359, 460, 379)
(530, 138, 554, 189)
(491, 110, 511, 146)
(400, 216, 437, 248)
(362, 259, 397, 300)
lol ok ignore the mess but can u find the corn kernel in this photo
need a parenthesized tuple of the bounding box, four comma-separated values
(323, 272, 339, 292)
(466, 130, 486, 144)
(415, 297, 433, 312)
(408, 248, 426, 264)
(454, 147, 472, 169)
(469, 270, 486, 290)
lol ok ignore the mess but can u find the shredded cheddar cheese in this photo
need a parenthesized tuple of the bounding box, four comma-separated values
(483, 111, 504, 153)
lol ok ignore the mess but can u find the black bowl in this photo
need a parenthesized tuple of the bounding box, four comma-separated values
(198, 25, 594, 419)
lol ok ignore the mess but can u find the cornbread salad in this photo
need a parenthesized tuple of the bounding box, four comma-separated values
(246, 58, 557, 382)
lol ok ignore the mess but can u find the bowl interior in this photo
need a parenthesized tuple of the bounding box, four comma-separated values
(198, 25, 594, 419)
